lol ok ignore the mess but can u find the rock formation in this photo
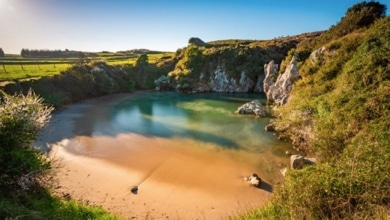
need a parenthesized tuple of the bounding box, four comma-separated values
(244, 173, 262, 187)
(290, 154, 316, 169)
(309, 46, 326, 64)
(262, 60, 278, 94)
(235, 100, 266, 117)
(263, 56, 300, 106)
(154, 75, 171, 91)
(209, 67, 254, 93)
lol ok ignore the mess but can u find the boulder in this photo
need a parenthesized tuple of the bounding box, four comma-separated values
(245, 173, 262, 187)
(265, 123, 275, 132)
(290, 154, 317, 169)
(235, 100, 266, 117)
(290, 154, 305, 169)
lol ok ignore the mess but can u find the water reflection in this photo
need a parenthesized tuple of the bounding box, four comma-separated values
(108, 92, 281, 152)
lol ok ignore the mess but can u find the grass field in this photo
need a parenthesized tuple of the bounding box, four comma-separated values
(0, 63, 71, 81)
(0, 52, 174, 82)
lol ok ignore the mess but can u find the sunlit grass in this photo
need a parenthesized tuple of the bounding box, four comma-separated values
(0, 52, 175, 82)
(0, 63, 70, 81)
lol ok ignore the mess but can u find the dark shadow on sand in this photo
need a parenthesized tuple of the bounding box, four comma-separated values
(259, 181, 273, 193)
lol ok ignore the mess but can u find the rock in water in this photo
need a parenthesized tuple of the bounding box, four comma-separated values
(235, 100, 266, 117)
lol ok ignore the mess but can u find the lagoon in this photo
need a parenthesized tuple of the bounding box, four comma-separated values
(43, 91, 294, 219)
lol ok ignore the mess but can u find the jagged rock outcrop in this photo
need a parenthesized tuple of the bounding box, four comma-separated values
(262, 60, 279, 94)
(254, 72, 266, 92)
(235, 100, 266, 117)
(263, 56, 300, 106)
(154, 75, 172, 91)
(209, 67, 254, 93)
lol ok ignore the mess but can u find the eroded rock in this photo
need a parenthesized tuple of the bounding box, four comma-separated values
(263, 56, 300, 106)
(235, 100, 266, 117)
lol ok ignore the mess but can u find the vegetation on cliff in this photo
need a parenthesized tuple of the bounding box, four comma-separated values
(167, 32, 320, 91)
(2, 53, 170, 108)
(236, 2, 390, 219)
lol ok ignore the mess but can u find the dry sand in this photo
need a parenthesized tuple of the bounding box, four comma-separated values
(37, 92, 284, 219)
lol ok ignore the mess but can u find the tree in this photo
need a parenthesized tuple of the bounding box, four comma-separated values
(0, 90, 53, 190)
(188, 37, 206, 46)
(333, 1, 387, 36)
(135, 54, 149, 68)
(0, 48, 4, 57)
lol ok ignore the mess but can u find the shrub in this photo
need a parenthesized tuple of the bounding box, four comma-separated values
(0, 89, 53, 190)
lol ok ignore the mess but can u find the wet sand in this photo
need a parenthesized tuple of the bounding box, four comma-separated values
(37, 92, 287, 219)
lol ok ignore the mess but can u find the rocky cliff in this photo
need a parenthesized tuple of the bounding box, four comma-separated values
(155, 34, 320, 93)
(263, 55, 300, 106)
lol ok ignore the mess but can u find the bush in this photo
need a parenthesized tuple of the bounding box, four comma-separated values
(0, 90, 119, 219)
(0, 90, 53, 190)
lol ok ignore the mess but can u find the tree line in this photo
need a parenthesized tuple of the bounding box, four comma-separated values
(20, 49, 98, 58)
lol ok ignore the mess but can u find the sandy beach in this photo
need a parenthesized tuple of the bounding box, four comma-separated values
(37, 92, 285, 219)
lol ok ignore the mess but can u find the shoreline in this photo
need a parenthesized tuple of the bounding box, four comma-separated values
(37, 91, 284, 219)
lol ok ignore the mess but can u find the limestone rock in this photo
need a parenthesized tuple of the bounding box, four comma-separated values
(254, 72, 266, 92)
(154, 75, 171, 91)
(263, 60, 278, 94)
(264, 56, 300, 106)
(209, 67, 255, 93)
(310, 47, 326, 64)
(235, 100, 266, 117)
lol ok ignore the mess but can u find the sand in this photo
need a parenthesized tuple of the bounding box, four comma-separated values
(37, 92, 283, 219)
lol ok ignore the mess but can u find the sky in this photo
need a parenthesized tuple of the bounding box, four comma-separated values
(1, 0, 389, 54)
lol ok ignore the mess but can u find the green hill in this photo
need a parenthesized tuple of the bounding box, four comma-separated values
(235, 1, 390, 219)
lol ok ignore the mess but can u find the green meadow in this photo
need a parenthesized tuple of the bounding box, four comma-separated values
(0, 51, 174, 82)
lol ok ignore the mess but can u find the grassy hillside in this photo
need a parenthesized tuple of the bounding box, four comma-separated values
(236, 2, 390, 219)
(0, 50, 174, 82)
(0, 49, 176, 108)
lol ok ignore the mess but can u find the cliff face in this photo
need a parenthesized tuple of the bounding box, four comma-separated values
(263, 56, 300, 106)
(157, 34, 319, 93)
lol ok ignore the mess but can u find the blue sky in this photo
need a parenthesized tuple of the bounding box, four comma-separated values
(1, 0, 389, 54)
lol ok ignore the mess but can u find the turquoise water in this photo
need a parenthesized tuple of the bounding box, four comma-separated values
(110, 92, 290, 154)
